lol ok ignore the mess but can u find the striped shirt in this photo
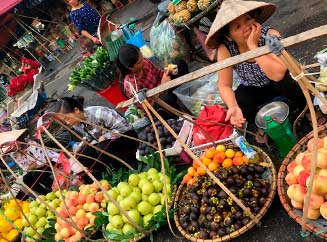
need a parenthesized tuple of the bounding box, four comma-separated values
(72, 106, 132, 143)
(223, 26, 272, 87)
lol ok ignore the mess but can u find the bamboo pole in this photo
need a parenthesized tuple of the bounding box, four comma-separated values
(116, 24, 327, 108)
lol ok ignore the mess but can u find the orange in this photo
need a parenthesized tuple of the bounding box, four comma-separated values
(197, 167, 206, 176)
(183, 174, 192, 184)
(193, 159, 201, 169)
(187, 178, 195, 185)
(242, 155, 249, 164)
(208, 162, 218, 172)
(232, 156, 244, 166)
(216, 144, 226, 152)
(234, 151, 243, 157)
(188, 167, 196, 177)
(213, 151, 225, 164)
(222, 158, 233, 168)
(225, 149, 235, 159)
(205, 148, 216, 159)
(201, 156, 212, 166)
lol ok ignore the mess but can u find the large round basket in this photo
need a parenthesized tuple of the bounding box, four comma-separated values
(278, 124, 327, 239)
(174, 145, 276, 241)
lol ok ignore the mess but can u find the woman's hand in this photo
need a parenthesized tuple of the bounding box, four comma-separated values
(246, 22, 261, 50)
(98, 136, 105, 142)
(91, 36, 100, 44)
(225, 106, 246, 128)
(161, 70, 171, 84)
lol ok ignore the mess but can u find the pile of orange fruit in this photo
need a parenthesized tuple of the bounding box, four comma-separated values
(183, 145, 249, 185)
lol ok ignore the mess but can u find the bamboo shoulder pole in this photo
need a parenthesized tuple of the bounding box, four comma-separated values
(116, 24, 327, 109)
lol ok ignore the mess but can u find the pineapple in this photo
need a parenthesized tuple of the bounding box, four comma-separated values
(187, 0, 198, 13)
(167, 2, 176, 14)
(197, 0, 210, 11)
(175, 1, 187, 12)
(176, 9, 191, 24)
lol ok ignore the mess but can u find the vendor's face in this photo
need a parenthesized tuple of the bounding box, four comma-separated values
(129, 53, 144, 73)
(228, 14, 257, 43)
(59, 108, 84, 126)
(67, 0, 80, 7)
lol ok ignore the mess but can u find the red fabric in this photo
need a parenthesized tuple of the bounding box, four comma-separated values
(97, 80, 128, 111)
(193, 105, 234, 146)
(0, 0, 22, 15)
(123, 59, 164, 98)
(21, 57, 41, 69)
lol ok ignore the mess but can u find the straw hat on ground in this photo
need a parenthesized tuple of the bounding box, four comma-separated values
(205, 0, 276, 49)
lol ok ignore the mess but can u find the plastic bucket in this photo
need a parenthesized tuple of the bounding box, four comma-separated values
(97, 80, 128, 111)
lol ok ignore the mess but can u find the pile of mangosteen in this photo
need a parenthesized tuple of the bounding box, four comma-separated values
(176, 164, 270, 239)
(138, 119, 183, 156)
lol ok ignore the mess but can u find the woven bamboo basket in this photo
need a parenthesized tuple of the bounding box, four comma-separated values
(174, 145, 276, 241)
(278, 124, 327, 239)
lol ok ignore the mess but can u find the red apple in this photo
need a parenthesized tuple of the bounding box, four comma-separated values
(287, 161, 297, 173)
(301, 153, 313, 171)
(287, 184, 306, 203)
(285, 173, 298, 185)
(291, 199, 303, 209)
(308, 193, 324, 209)
(297, 170, 310, 187)
(307, 138, 324, 152)
(320, 202, 327, 220)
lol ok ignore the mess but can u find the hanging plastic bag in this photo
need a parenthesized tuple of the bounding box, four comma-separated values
(173, 73, 239, 116)
(150, 19, 189, 67)
(104, 22, 125, 61)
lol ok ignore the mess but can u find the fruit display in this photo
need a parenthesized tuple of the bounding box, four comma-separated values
(168, 0, 214, 24)
(53, 180, 110, 241)
(137, 119, 183, 156)
(0, 199, 29, 242)
(176, 145, 273, 240)
(284, 137, 327, 220)
(105, 168, 172, 238)
(22, 191, 63, 241)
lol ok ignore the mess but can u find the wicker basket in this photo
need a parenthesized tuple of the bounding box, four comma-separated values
(174, 145, 276, 241)
(278, 124, 327, 239)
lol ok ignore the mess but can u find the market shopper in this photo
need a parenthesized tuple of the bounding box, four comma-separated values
(205, 0, 306, 140)
(116, 44, 189, 118)
(66, 0, 100, 45)
(50, 96, 139, 176)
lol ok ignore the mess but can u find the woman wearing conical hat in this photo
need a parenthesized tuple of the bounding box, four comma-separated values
(205, 0, 306, 139)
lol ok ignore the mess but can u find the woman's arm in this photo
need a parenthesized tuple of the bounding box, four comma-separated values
(247, 24, 287, 81)
(81, 30, 100, 44)
(217, 45, 246, 127)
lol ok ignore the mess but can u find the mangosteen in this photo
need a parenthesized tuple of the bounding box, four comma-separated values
(199, 230, 209, 239)
(200, 205, 207, 214)
(206, 214, 213, 221)
(239, 165, 248, 175)
(187, 224, 196, 233)
(242, 217, 250, 226)
(180, 215, 189, 224)
(246, 174, 254, 181)
(254, 173, 261, 179)
(235, 211, 243, 220)
(259, 197, 266, 206)
(210, 207, 217, 215)
(234, 222, 241, 230)
(202, 196, 210, 205)
(227, 177, 235, 186)
(191, 206, 199, 214)
(219, 199, 227, 208)
(223, 216, 232, 226)
(209, 231, 217, 239)
(190, 212, 198, 221)
(245, 180, 254, 189)
(254, 165, 265, 174)
(208, 187, 218, 196)
(231, 166, 239, 174)
(180, 206, 191, 215)
(253, 180, 262, 188)
(253, 206, 261, 214)
(229, 186, 237, 194)
(218, 190, 228, 199)
(217, 228, 226, 236)
(261, 187, 269, 196)
(243, 188, 251, 197)
(181, 222, 188, 229)
(225, 226, 231, 234)
(247, 166, 255, 174)
(213, 214, 222, 223)
(210, 221, 219, 231)
(235, 177, 244, 187)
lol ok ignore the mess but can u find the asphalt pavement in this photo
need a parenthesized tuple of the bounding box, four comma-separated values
(39, 0, 327, 241)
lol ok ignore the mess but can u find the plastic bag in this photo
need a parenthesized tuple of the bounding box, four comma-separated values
(173, 72, 239, 116)
(150, 19, 188, 67)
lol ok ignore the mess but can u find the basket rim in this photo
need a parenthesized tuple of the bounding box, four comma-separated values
(173, 145, 277, 242)
(277, 124, 327, 239)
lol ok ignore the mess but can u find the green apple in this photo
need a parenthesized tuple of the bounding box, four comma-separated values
(25, 227, 36, 237)
(139, 172, 148, 179)
(153, 205, 163, 214)
(143, 214, 153, 226)
(29, 207, 37, 215)
(141, 194, 149, 202)
(116, 195, 124, 202)
(122, 209, 141, 224)
(107, 202, 120, 216)
(122, 223, 134, 234)
(138, 178, 148, 189)
(46, 192, 56, 201)
(38, 217, 48, 227)
(119, 184, 132, 197)
(35, 207, 46, 217)
(133, 187, 141, 193)
(137, 201, 153, 216)
(130, 191, 142, 203)
(28, 214, 38, 225)
(29, 201, 38, 208)
(22, 218, 29, 227)
(153, 180, 163, 192)
(147, 168, 158, 175)
(108, 189, 119, 200)
(148, 193, 161, 206)
(142, 182, 154, 195)
(120, 197, 136, 211)
(36, 227, 45, 235)
(106, 223, 114, 231)
(111, 215, 124, 229)
(117, 182, 129, 191)
(148, 173, 160, 182)
(128, 174, 140, 187)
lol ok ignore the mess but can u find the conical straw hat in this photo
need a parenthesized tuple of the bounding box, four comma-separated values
(205, 0, 276, 49)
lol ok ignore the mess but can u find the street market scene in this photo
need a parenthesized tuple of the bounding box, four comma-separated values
(0, 0, 326, 241)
